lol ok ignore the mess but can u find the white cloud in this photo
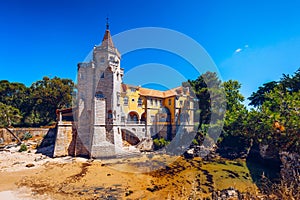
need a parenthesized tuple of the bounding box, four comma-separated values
(234, 48, 242, 53)
(234, 45, 249, 54)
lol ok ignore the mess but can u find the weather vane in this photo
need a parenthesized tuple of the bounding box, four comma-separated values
(106, 16, 109, 30)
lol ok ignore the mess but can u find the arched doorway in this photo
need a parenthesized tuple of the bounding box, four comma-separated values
(140, 112, 146, 124)
(127, 111, 139, 124)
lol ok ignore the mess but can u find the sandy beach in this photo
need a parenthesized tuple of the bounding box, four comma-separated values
(0, 143, 258, 200)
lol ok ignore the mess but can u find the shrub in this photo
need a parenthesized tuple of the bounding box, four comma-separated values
(192, 139, 199, 145)
(19, 144, 28, 152)
(22, 132, 32, 141)
(153, 138, 170, 150)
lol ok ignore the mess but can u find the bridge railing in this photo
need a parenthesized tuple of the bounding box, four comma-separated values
(123, 120, 146, 125)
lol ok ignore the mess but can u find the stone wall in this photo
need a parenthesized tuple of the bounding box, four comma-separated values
(0, 128, 52, 143)
(53, 122, 75, 157)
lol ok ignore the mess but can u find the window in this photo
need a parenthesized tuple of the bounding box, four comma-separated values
(138, 98, 142, 106)
(151, 115, 155, 122)
(108, 110, 113, 119)
(121, 116, 125, 123)
(117, 92, 120, 105)
(100, 57, 105, 63)
(155, 99, 157, 106)
(150, 99, 153, 106)
(180, 100, 183, 106)
(124, 97, 128, 106)
(95, 91, 104, 98)
(159, 100, 162, 106)
(130, 88, 136, 92)
(132, 98, 135, 102)
(168, 99, 172, 106)
(100, 72, 104, 78)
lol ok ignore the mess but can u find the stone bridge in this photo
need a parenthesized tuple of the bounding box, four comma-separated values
(120, 123, 149, 142)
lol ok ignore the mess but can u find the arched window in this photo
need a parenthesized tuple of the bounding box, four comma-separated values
(108, 110, 113, 119)
(95, 91, 104, 98)
(128, 111, 139, 124)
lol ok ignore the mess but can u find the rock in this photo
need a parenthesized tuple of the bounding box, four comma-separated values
(25, 163, 35, 168)
(280, 151, 300, 183)
(212, 187, 240, 199)
(34, 156, 43, 162)
(125, 190, 133, 196)
(146, 185, 160, 192)
(136, 138, 153, 151)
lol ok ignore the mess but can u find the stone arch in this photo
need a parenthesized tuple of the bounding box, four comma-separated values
(121, 129, 140, 145)
(157, 106, 171, 122)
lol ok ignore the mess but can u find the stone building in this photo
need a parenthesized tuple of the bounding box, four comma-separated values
(53, 23, 195, 158)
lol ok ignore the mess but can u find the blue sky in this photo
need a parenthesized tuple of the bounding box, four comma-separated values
(1, 0, 300, 104)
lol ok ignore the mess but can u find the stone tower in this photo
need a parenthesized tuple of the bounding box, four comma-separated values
(76, 22, 123, 158)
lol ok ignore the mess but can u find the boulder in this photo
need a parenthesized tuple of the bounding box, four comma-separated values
(136, 138, 153, 151)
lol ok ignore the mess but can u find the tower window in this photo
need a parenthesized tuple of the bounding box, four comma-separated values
(95, 92, 104, 98)
(108, 110, 113, 119)
(100, 72, 104, 78)
(100, 57, 105, 63)
(121, 116, 125, 123)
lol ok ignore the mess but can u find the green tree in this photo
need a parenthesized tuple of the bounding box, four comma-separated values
(0, 102, 22, 127)
(30, 76, 75, 126)
(248, 68, 300, 154)
(257, 87, 300, 153)
(222, 80, 248, 137)
(188, 71, 225, 131)
(248, 81, 277, 108)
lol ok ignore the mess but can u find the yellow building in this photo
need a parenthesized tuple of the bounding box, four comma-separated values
(120, 83, 194, 140)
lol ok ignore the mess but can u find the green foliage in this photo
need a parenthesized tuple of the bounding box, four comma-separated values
(0, 102, 22, 127)
(222, 80, 248, 137)
(192, 138, 199, 145)
(153, 138, 170, 150)
(0, 77, 75, 127)
(248, 81, 277, 107)
(29, 76, 75, 126)
(247, 68, 300, 154)
(19, 143, 28, 152)
(22, 132, 32, 141)
(187, 72, 226, 130)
